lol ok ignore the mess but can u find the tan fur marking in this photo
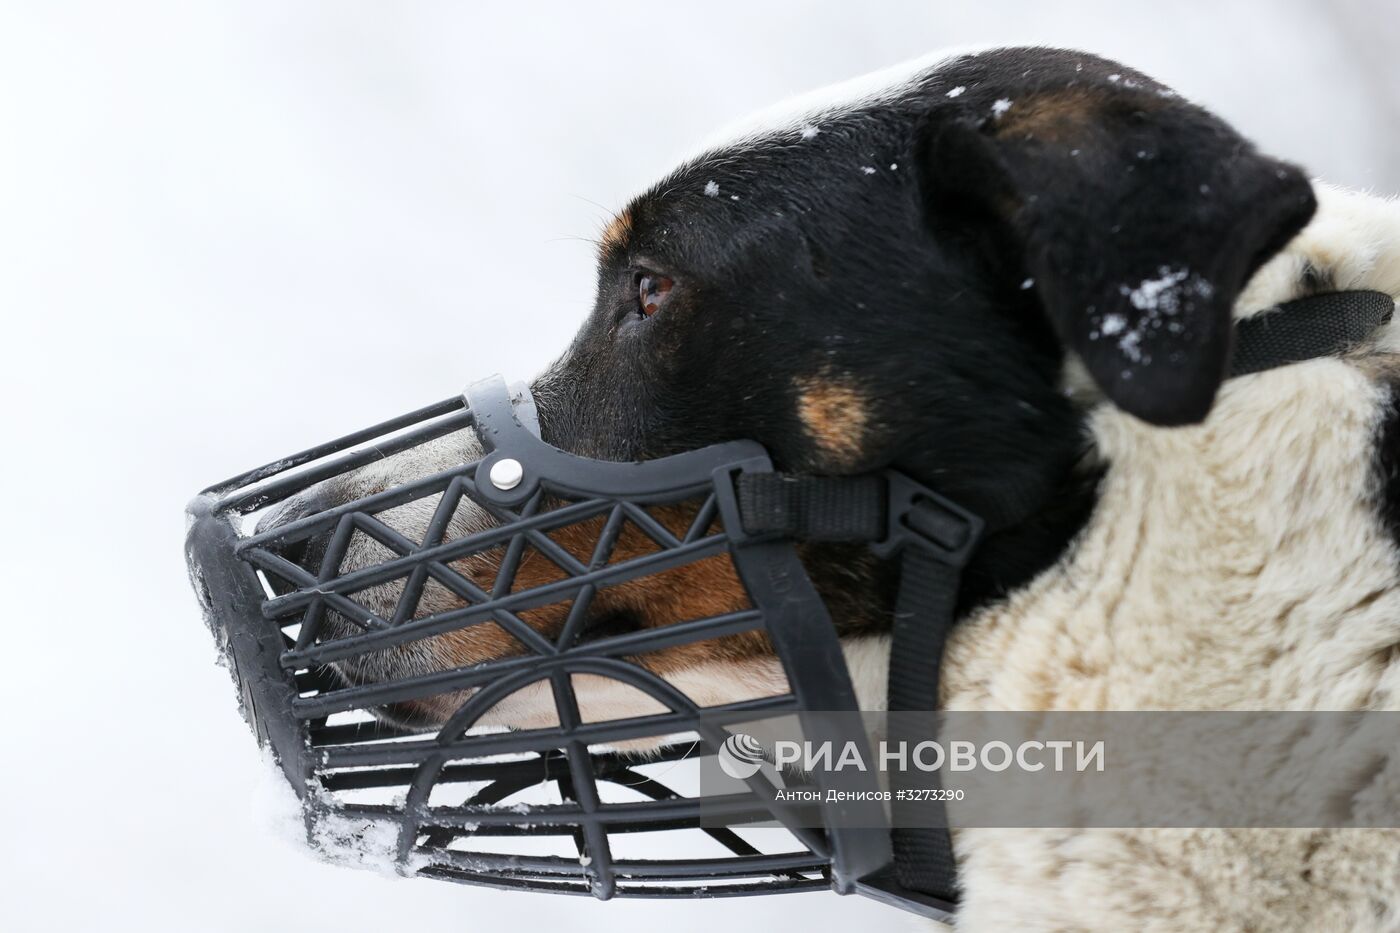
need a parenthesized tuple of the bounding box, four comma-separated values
(600, 208, 633, 253)
(991, 87, 1105, 143)
(795, 373, 869, 466)
(408, 500, 764, 721)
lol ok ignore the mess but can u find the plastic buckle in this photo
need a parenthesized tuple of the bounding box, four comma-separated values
(869, 470, 984, 565)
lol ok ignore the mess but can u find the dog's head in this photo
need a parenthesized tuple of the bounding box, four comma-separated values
(264, 47, 1315, 726)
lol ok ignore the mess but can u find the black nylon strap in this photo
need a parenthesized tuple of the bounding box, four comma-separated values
(738, 471, 979, 905)
(887, 545, 963, 900)
(1230, 290, 1393, 377)
(736, 473, 886, 541)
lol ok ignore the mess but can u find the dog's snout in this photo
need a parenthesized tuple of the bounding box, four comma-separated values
(256, 487, 337, 587)
(278, 532, 313, 569)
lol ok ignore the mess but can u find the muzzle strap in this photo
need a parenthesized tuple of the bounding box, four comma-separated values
(736, 473, 887, 541)
(884, 539, 972, 901)
(737, 469, 988, 908)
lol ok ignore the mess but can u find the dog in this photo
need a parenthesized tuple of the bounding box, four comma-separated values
(263, 47, 1400, 930)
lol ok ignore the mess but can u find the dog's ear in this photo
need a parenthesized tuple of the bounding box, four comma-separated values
(919, 53, 1316, 425)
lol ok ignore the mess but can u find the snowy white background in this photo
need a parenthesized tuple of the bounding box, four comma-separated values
(2, 2, 1396, 930)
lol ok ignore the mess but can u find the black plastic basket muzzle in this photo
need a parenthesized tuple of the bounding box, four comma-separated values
(185, 376, 929, 914)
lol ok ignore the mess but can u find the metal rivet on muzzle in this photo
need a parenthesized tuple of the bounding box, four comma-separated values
(488, 457, 524, 490)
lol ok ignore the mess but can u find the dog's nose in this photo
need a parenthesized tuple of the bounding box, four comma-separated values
(279, 533, 312, 569)
(256, 487, 335, 583)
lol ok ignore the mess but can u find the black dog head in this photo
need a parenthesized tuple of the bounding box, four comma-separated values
(262, 47, 1315, 723)
(540, 46, 1312, 492)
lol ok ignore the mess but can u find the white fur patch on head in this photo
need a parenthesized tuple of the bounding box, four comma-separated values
(668, 43, 1014, 178)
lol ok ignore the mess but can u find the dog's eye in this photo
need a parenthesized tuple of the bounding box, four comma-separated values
(637, 273, 674, 317)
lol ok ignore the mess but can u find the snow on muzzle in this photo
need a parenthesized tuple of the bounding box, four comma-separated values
(184, 375, 896, 903)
